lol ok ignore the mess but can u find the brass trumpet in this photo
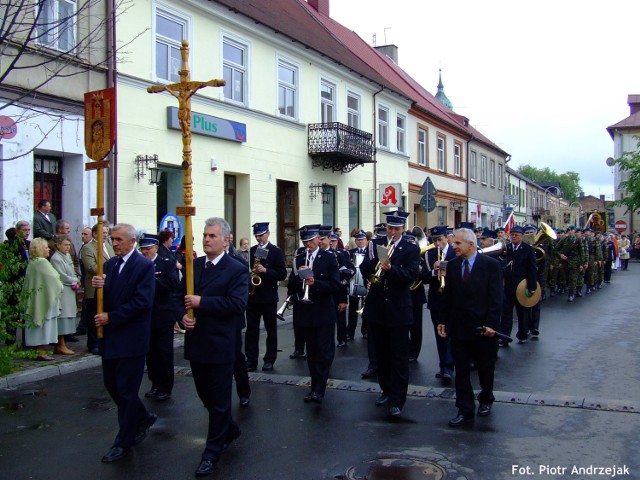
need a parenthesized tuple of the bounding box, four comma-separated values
(409, 226, 436, 291)
(369, 242, 395, 285)
(276, 295, 292, 321)
(249, 256, 262, 296)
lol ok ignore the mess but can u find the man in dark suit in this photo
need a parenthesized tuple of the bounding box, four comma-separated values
(438, 228, 503, 427)
(244, 222, 287, 372)
(32, 199, 57, 243)
(181, 217, 249, 477)
(406, 231, 429, 363)
(499, 225, 537, 344)
(347, 230, 368, 341)
(327, 229, 354, 347)
(139, 234, 181, 401)
(286, 225, 341, 404)
(288, 243, 309, 360)
(92, 223, 157, 462)
(359, 211, 420, 418)
(426, 226, 456, 382)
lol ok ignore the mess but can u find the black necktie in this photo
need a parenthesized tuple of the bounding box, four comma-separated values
(114, 257, 124, 277)
(205, 261, 214, 269)
(463, 259, 470, 282)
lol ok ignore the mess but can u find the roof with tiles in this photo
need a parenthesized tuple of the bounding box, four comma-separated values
(210, 0, 508, 156)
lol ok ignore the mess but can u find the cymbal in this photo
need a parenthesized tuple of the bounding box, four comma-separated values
(516, 279, 541, 307)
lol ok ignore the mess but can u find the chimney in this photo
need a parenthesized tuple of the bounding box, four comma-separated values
(599, 194, 605, 201)
(628, 94, 640, 115)
(374, 44, 399, 64)
(308, 0, 330, 17)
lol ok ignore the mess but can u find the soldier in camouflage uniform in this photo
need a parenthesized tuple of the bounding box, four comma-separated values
(559, 226, 583, 302)
(584, 228, 597, 294)
(597, 232, 606, 288)
(574, 228, 588, 297)
(548, 229, 563, 296)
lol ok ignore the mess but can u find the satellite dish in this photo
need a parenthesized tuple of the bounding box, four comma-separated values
(606, 157, 615, 167)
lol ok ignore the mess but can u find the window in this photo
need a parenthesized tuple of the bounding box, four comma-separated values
(223, 37, 247, 103)
(278, 60, 297, 119)
(470, 151, 477, 182)
(396, 114, 406, 153)
(454, 143, 461, 176)
(490, 159, 496, 187)
(322, 185, 336, 226)
(418, 128, 427, 166)
(320, 79, 336, 122)
(348, 189, 360, 233)
(498, 163, 504, 190)
(155, 8, 187, 82)
(437, 135, 445, 172)
(37, 0, 77, 51)
(347, 91, 361, 128)
(377, 106, 389, 148)
(480, 154, 487, 185)
(224, 174, 237, 238)
(437, 206, 446, 225)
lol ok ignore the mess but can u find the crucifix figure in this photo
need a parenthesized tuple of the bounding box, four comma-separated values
(147, 39, 225, 318)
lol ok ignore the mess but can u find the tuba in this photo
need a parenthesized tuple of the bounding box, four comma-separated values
(532, 222, 557, 263)
(409, 226, 436, 291)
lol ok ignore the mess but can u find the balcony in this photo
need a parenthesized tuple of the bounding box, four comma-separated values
(308, 122, 375, 173)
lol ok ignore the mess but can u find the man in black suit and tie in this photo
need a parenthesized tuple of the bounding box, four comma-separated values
(499, 225, 537, 344)
(359, 211, 420, 418)
(438, 228, 503, 427)
(139, 234, 181, 401)
(92, 224, 157, 462)
(426, 226, 457, 382)
(286, 225, 341, 404)
(181, 217, 249, 477)
(244, 222, 287, 372)
(347, 230, 368, 341)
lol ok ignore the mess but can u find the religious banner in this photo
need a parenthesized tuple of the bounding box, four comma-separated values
(84, 88, 116, 161)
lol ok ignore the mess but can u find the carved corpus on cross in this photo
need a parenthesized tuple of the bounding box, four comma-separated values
(147, 40, 225, 318)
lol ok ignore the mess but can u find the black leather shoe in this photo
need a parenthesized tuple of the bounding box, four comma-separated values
(134, 412, 157, 445)
(361, 368, 377, 379)
(239, 396, 250, 408)
(304, 392, 315, 403)
(195, 459, 215, 476)
(246, 362, 257, 372)
(518, 339, 527, 344)
(448, 414, 474, 427)
(144, 388, 158, 399)
(530, 329, 540, 336)
(65, 334, 79, 343)
(262, 362, 274, 371)
(375, 394, 389, 407)
(389, 406, 401, 417)
(310, 392, 324, 404)
(441, 373, 452, 384)
(289, 350, 304, 359)
(478, 403, 492, 417)
(337, 341, 347, 347)
(155, 392, 171, 402)
(408, 357, 417, 363)
(90, 348, 100, 355)
(101, 446, 129, 463)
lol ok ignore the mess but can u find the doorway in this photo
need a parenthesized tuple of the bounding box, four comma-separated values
(276, 180, 298, 267)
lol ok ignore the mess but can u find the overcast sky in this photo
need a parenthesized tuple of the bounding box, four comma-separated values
(330, 0, 639, 199)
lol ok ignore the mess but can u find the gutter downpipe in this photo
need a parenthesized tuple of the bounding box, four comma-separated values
(106, 0, 118, 222)
(465, 135, 474, 224)
(372, 86, 384, 227)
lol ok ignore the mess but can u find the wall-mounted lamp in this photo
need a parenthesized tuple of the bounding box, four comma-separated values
(449, 200, 464, 212)
(135, 154, 161, 185)
(309, 183, 330, 203)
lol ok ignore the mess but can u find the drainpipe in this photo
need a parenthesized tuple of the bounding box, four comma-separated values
(372, 86, 384, 227)
(106, 0, 118, 222)
(465, 135, 474, 224)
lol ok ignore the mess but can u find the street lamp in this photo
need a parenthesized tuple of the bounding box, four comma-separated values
(543, 186, 561, 225)
(567, 201, 581, 226)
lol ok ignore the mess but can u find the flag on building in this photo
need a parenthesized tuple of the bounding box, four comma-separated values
(503, 211, 515, 236)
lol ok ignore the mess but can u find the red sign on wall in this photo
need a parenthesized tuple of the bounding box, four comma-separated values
(0, 116, 17, 140)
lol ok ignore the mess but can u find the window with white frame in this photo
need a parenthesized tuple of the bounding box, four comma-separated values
(437, 135, 445, 171)
(418, 128, 427, 166)
(278, 59, 297, 119)
(480, 154, 487, 185)
(498, 163, 504, 190)
(454, 143, 461, 176)
(347, 91, 361, 129)
(155, 8, 187, 82)
(470, 151, 477, 182)
(396, 114, 406, 153)
(437, 206, 446, 225)
(223, 37, 247, 103)
(377, 105, 389, 148)
(320, 79, 336, 122)
(37, 0, 77, 51)
(490, 159, 496, 187)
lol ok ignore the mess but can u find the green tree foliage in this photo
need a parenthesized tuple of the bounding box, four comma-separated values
(613, 136, 640, 214)
(517, 165, 582, 201)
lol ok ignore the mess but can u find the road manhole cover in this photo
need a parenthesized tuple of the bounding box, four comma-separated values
(344, 457, 447, 480)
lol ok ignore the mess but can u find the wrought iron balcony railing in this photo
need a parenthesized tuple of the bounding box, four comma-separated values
(308, 122, 375, 173)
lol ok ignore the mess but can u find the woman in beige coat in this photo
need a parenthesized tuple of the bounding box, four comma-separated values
(50, 235, 80, 355)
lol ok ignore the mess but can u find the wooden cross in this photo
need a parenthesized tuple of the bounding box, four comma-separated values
(147, 40, 225, 318)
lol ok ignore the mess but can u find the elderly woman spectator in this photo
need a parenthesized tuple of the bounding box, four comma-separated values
(619, 234, 631, 271)
(50, 235, 80, 355)
(237, 237, 250, 265)
(22, 238, 63, 361)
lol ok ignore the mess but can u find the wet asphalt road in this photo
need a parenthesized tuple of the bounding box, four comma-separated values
(1, 267, 639, 479)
